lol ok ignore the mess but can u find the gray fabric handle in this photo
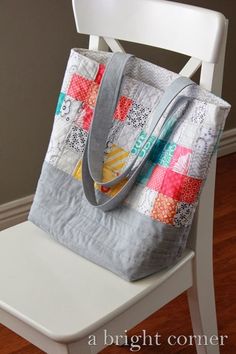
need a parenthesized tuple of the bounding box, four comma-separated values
(82, 52, 195, 211)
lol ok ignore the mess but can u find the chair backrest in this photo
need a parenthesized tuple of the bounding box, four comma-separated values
(72, 0, 228, 258)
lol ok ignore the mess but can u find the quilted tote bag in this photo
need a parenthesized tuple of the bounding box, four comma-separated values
(29, 49, 230, 281)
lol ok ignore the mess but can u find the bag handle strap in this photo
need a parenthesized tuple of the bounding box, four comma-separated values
(87, 53, 134, 186)
(82, 53, 195, 211)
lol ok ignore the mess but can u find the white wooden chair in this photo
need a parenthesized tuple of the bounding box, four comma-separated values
(0, 1, 228, 353)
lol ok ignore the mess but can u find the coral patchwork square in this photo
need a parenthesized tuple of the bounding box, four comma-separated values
(86, 82, 99, 107)
(169, 145, 192, 175)
(160, 169, 184, 200)
(151, 193, 177, 225)
(81, 104, 93, 131)
(180, 176, 202, 203)
(68, 74, 92, 101)
(147, 165, 167, 192)
(95, 64, 105, 84)
(114, 96, 133, 121)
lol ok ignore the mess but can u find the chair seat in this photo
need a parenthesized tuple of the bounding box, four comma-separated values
(0, 221, 194, 343)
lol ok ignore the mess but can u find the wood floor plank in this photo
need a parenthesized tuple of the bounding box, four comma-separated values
(0, 153, 235, 354)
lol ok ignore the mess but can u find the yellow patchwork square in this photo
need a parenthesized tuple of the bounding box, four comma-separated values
(104, 144, 129, 173)
(73, 160, 82, 180)
(95, 165, 128, 197)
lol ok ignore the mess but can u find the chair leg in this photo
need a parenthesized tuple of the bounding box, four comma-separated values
(187, 263, 220, 354)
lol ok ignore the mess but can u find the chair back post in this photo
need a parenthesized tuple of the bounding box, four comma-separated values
(187, 18, 228, 272)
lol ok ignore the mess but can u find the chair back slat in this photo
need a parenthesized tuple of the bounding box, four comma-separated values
(72, 0, 226, 63)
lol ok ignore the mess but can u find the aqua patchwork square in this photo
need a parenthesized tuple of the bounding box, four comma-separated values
(159, 115, 178, 141)
(150, 139, 176, 167)
(131, 131, 156, 157)
(149, 139, 166, 163)
(137, 160, 155, 185)
(56, 92, 66, 115)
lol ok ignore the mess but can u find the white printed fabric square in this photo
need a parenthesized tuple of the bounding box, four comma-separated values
(77, 56, 99, 81)
(173, 202, 195, 227)
(65, 125, 88, 153)
(136, 187, 158, 216)
(126, 102, 151, 129)
(188, 151, 210, 179)
(204, 104, 227, 126)
(177, 122, 198, 149)
(185, 100, 208, 125)
(169, 121, 184, 145)
(120, 76, 141, 100)
(45, 118, 72, 165)
(56, 95, 81, 123)
(136, 82, 162, 109)
(61, 51, 81, 93)
(193, 126, 221, 155)
(116, 123, 141, 151)
(56, 147, 81, 175)
(125, 184, 157, 216)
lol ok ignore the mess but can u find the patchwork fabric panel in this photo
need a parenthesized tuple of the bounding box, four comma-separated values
(131, 131, 156, 158)
(126, 103, 151, 129)
(65, 125, 88, 153)
(75, 104, 94, 132)
(169, 146, 191, 175)
(115, 124, 141, 151)
(114, 96, 133, 121)
(45, 49, 230, 230)
(125, 185, 157, 216)
(68, 74, 93, 101)
(95, 165, 128, 197)
(104, 144, 129, 173)
(151, 194, 178, 225)
(173, 202, 195, 227)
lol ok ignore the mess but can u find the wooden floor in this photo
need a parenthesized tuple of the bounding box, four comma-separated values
(0, 153, 235, 354)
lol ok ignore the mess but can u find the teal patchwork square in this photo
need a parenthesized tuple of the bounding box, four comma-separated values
(159, 115, 178, 141)
(150, 139, 176, 167)
(131, 131, 156, 157)
(149, 139, 166, 163)
(137, 160, 155, 185)
(56, 92, 65, 115)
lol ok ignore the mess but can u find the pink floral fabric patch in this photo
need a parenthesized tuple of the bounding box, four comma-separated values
(169, 146, 192, 174)
(151, 193, 178, 225)
(180, 175, 202, 203)
(95, 64, 105, 84)
(68, 74, 92, 101)
(160, 169, 184, 200)
(147, 165, 167, 192)
(86, 82, 99, 107)
(114, 96, 133, 121)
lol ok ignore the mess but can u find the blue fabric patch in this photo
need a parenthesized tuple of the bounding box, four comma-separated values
(56, 92, 66, 115)
(137, 161, 155, 184)
(131, 131, 156, 157)
(149, 139, 176, 167)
